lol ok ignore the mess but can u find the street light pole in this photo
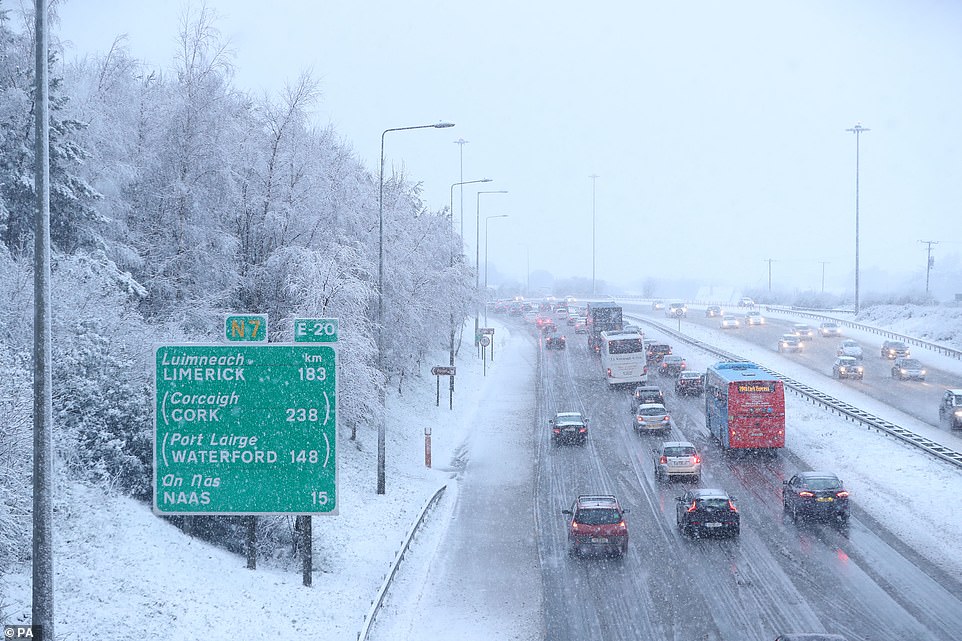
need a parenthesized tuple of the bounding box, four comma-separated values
(377, 121, 454, 495)
(475, 190, 507, 350)
(447, 179, 491, 374)
(484, 214, 509, 326)
(846, 123, 869, 315)
(590, 174, 599, 296)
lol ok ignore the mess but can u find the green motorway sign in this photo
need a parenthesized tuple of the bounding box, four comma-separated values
(153, 344, 337, 515)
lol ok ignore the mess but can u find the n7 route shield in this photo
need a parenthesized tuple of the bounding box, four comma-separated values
(153, 344, 337, 515)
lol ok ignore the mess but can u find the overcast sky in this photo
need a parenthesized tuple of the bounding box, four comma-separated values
(53, 0, 962, 295)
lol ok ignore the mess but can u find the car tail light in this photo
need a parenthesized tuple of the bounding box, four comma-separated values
(606, 368, 612, 377)
(618, 520, 627, 530)
(836, 490, 849, 498)
(728, 500, 738, 512)
(579, 427, 587, 433)
(659, 456, 667, 464)
(643, 366, 648, 375)
(687, 501, 698, 513)
(571, 522, 579, 531)
(692, 455, 701, 464)
(798, 491, 814, 497)
(552, 428, 560, 434)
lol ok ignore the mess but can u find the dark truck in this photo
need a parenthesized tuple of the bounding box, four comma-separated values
(586, 302, 623, 352)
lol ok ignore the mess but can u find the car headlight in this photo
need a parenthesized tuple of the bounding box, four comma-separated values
(954, 410, 962, 417)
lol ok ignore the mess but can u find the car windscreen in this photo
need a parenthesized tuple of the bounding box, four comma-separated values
(574, 508, 622, 525)
(899, 359, 922, 368)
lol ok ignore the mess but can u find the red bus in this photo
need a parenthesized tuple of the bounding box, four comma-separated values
(704, 361, 785, 449)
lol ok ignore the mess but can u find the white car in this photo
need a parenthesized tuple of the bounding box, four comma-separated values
(720, 317, 740, 329)
(837, 339, 863, 360)
(653, 441, 701, 482)
(745, 310, 765, 325)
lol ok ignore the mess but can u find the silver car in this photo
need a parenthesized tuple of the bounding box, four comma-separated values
(653, 441, 701, 482)
(632, 403, 671, 434)
(837, 339, 863, 359)
(892, 357, 926, 381)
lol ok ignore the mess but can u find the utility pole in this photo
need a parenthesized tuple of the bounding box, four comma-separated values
(819, 261, 829, 293)
(33, 0, 55, 636)
(920, 240, 938, 294)
(846, 123, 869, 314)
(765, 258, 775, 291)
(590, 174, 599, 296)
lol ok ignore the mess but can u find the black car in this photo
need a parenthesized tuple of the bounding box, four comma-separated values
(646, 343, 672, 363)
(783, 471, 849, 523)
(549, 412, 588, 446)
(675, 371, 704, 396)
(631, 385, 665, 412)
(543, 324, 567, 350)
(705, 305, 723, 317)
(675, 488, 740, 537)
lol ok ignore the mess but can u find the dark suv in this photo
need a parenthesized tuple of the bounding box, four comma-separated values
(646, 343, 672, 363)
(675, 371, 704, 396)
(631, 385, 665, 411)
(562, 494, 629, 557)
(675, 488, 740, 537)
(881, 339, 910, 359)
(783, 471, 849, 524)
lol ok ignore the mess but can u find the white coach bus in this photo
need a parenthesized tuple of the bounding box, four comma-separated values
(599, 330, 648, 389)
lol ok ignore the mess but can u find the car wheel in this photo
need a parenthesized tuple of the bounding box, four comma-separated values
(791, 504, 800, 524)
(692, 474, 700, 484)
(732, 526, 740, 537)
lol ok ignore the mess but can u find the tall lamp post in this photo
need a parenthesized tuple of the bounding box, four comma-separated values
(377, 121, 454, 495)
(448, 178, 492, 370)
(589, 174, 599, 296)
(475, 190, 508, 347)
(846, 123, 869, 315)
(484, 214, 509, 326)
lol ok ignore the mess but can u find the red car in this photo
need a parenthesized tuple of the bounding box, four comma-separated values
(562, 494, 629, 557)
